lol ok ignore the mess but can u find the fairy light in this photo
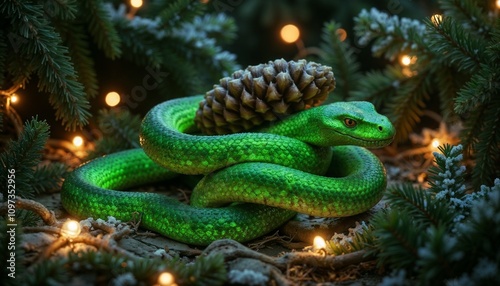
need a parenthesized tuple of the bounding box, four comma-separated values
(105, 91, 121, 107)
(130, 0, 143, 8)
(431, 14, 443, 26)
(496, 0, 500, 9)
(158, 272, 176, 286)
(313, 236, 326, 252)
(128, 0, 143, 18)
(61, 220, 82, 238)
(280, 24, 300, 43)
(431, 138, 440, 149)
(10, 94, 18, 103)
(400, 55, 412, 66)
(336, 28, 347, 42)
(72, 135, 84, 147)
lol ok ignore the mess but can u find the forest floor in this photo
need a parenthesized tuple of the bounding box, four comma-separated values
(16, 125, 461, 285)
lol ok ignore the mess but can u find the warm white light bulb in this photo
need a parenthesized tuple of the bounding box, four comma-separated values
(336, 28, 347, 42)
(431, 138, 440, 149)
(130, 0, 143, 8)
(431, 14, 443, 26)
(400, 55, 412, 66)
(280, 24, 300, 43)
(61, 220, 81, 238)
(158, 272, 176, 286)
(72, 136, 84, 147)
(313, 236, 326, 251)
(105, 91, 121, 107)
(10, 94, 18, 103)
(496, 0, 500, 9)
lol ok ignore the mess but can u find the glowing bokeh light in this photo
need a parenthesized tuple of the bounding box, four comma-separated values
(72, 136, 84, 147)
(313, 236, 326, 251)
(10, 94, 18, 103)
(280, 24, 300, 43)
(105, 91, 121, 107)
(400, 55, 412, 66)
(336, 28, 347, 42)
(130, 0, 143, 8)
(431, 14, 443, 26)
(158, 272, 176, 286)
(61, 220, 82, 238)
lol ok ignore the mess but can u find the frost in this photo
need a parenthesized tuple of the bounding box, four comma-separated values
(380, 270, 412, 286)
(228, 269, 268, 285)
(354, 8, 426, 59)
(154, 249, 167, 257)
(111, 273, 136, 286)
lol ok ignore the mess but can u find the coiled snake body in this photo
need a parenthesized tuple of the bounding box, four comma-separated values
(61, 95, 395, 245)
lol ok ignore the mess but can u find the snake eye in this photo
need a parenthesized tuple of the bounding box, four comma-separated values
(343, 118, 357, 128)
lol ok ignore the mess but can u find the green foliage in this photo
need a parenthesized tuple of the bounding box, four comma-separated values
(24, 250, 227, 286)
(333, 1, 500, 187)
(85, 108, 141, 159)
(371, 145, 500, 285)
(319, 21, 362, 101)
(0, 0, 238, 130)
(108, 1, 239, 95)
(324, 223, 376, 256)
(0, 0, 90, 130)
(31, 162, 68, 195)
(0, 117, 49, 199)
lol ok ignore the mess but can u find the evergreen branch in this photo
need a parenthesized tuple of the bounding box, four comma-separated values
(425, 16, 486, 73)
(428, 144, 467, 197)
(350, 66, 405, 110)
(26, 250, 227, 285)
(86, 108, 141, 159)
(110, 12, 163, 68)
(459, 105, 483, 154)
(325, 223, 376, 255)
(454, 63, 499, 113)
(320, 21, 362, 101)
(437, 0, 493, 37)
(42, 0, 78, 20)
(31, 162, 68, 195)
(160, 45, 201, 94)
(57, 22, 99, 98)
(471, 97, 500, 188)
(372, 210, 423, 270)
(416, 225, 462, 284)
(168, 14, 239, 85)
(159, 0, 205, 28)
(1, 0, 91, 130)
(385, 185, 455, 228)
(190, 13, 237, 45)
(82, 0, 121, 60)
(354, 8, 426, 60)
(0, 117, 49, 199)
(385, 69, 431, 142)
(432, 65, 464, 122)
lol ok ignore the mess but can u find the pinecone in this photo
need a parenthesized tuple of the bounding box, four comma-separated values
(195, 59, 335, 134)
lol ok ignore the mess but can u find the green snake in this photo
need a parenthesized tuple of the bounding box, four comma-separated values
(61, 95, 395, 245)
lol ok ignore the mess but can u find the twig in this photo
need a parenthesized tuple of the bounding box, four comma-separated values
(204, 239, 374, 271)
(36, 232, 138, 263)
(276, 249, 373, 269)
(0, 197, 59, 226)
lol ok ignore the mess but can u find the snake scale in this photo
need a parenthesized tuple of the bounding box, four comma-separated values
(61, 94, 395, 245)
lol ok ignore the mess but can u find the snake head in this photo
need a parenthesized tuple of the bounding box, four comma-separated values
(318, 101, 396, 148)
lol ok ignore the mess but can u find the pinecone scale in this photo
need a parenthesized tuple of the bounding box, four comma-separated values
(195, 59, 335, 134)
